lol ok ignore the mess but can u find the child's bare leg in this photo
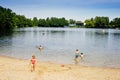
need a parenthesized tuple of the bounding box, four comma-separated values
(31, 65, 33, 72)
(33, 64, 35, 71)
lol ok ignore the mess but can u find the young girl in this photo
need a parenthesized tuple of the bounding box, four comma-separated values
(30, 55, 36, 72)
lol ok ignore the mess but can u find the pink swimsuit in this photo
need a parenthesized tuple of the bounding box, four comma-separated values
(31, 59, 36, 64)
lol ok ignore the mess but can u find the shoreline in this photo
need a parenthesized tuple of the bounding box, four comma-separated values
(0, 55, 120, 80)
(0, 54, 120, 69)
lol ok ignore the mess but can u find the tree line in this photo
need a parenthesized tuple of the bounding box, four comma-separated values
(14, 15, 69, 28)
(0, 6, 120, 35)
(85, 17, 120, 28)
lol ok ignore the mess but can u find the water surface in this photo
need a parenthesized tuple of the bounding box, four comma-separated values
(0, 27, 120, 68)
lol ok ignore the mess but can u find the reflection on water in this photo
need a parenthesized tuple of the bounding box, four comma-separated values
(0, 27, 120, 68)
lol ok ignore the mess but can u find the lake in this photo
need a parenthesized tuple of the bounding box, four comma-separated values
(0, 27, 120, 68)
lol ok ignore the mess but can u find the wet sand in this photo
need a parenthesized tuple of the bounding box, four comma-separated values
(0, 55, 120, 80)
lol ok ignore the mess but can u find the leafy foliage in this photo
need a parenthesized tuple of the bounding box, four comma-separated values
(0, 6, 15, 35)
(69, 19, 76, 24)
(38, 17, 68, 27)
(84, 16, 120, 28)
(110, 18, 120, 28)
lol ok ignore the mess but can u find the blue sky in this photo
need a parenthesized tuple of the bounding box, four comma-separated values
(0, 0, 120, 21)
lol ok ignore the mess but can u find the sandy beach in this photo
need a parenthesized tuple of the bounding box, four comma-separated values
(0, 55, 120, 80)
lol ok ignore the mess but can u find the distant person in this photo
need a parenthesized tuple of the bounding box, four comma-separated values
(80, 53, 84, 60)
(74, 49, 80, 64)
(75, 49, 79, 58)
(38, 45, 43, 52)
(42, 32, 45, 35)
(30, 55, 36, 72)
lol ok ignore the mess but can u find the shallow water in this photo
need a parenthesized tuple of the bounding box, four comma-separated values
(0, 27, 120, 68)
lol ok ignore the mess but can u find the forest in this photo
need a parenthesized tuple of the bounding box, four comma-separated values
(0, 6, 120, 35)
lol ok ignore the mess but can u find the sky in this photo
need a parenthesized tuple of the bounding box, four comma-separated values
(0, 0, 120, 22)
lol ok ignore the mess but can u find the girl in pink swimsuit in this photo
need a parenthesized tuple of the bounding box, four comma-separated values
(30, 55, 36, 72)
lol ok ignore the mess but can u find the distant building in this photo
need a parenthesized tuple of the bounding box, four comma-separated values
(69, 24, 76, 27)
(75, 21, 84, 26)
(68, 21, 84, 27)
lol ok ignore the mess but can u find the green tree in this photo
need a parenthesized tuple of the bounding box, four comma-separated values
(33, 17, 38, 27)
(15, 15, 27, 28)
(26, 18, 33, 27)
(94, 16, 109, 28)
(59, 17, 68, 27)
(38, 19, 46, 27)
(85, 19, 94, 28)
(69, 19, 76, 24)
(110, 17, 120, 28)
(0, 6, 15, 35)
(46, 17, 50, 27)
(48, 17, 68, 27)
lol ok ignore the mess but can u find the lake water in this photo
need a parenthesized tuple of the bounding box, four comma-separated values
(0, 27, 120, 68)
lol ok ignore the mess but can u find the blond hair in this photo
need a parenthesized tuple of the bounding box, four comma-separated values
(32, 55, 36, 59)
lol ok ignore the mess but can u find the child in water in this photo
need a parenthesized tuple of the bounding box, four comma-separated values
(74, 49, 80, 64)
(30, 55, 36, 72)
(80, 53, 84, 60)
(39, 45, 43, 52)
(75, 49, 79, 58)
